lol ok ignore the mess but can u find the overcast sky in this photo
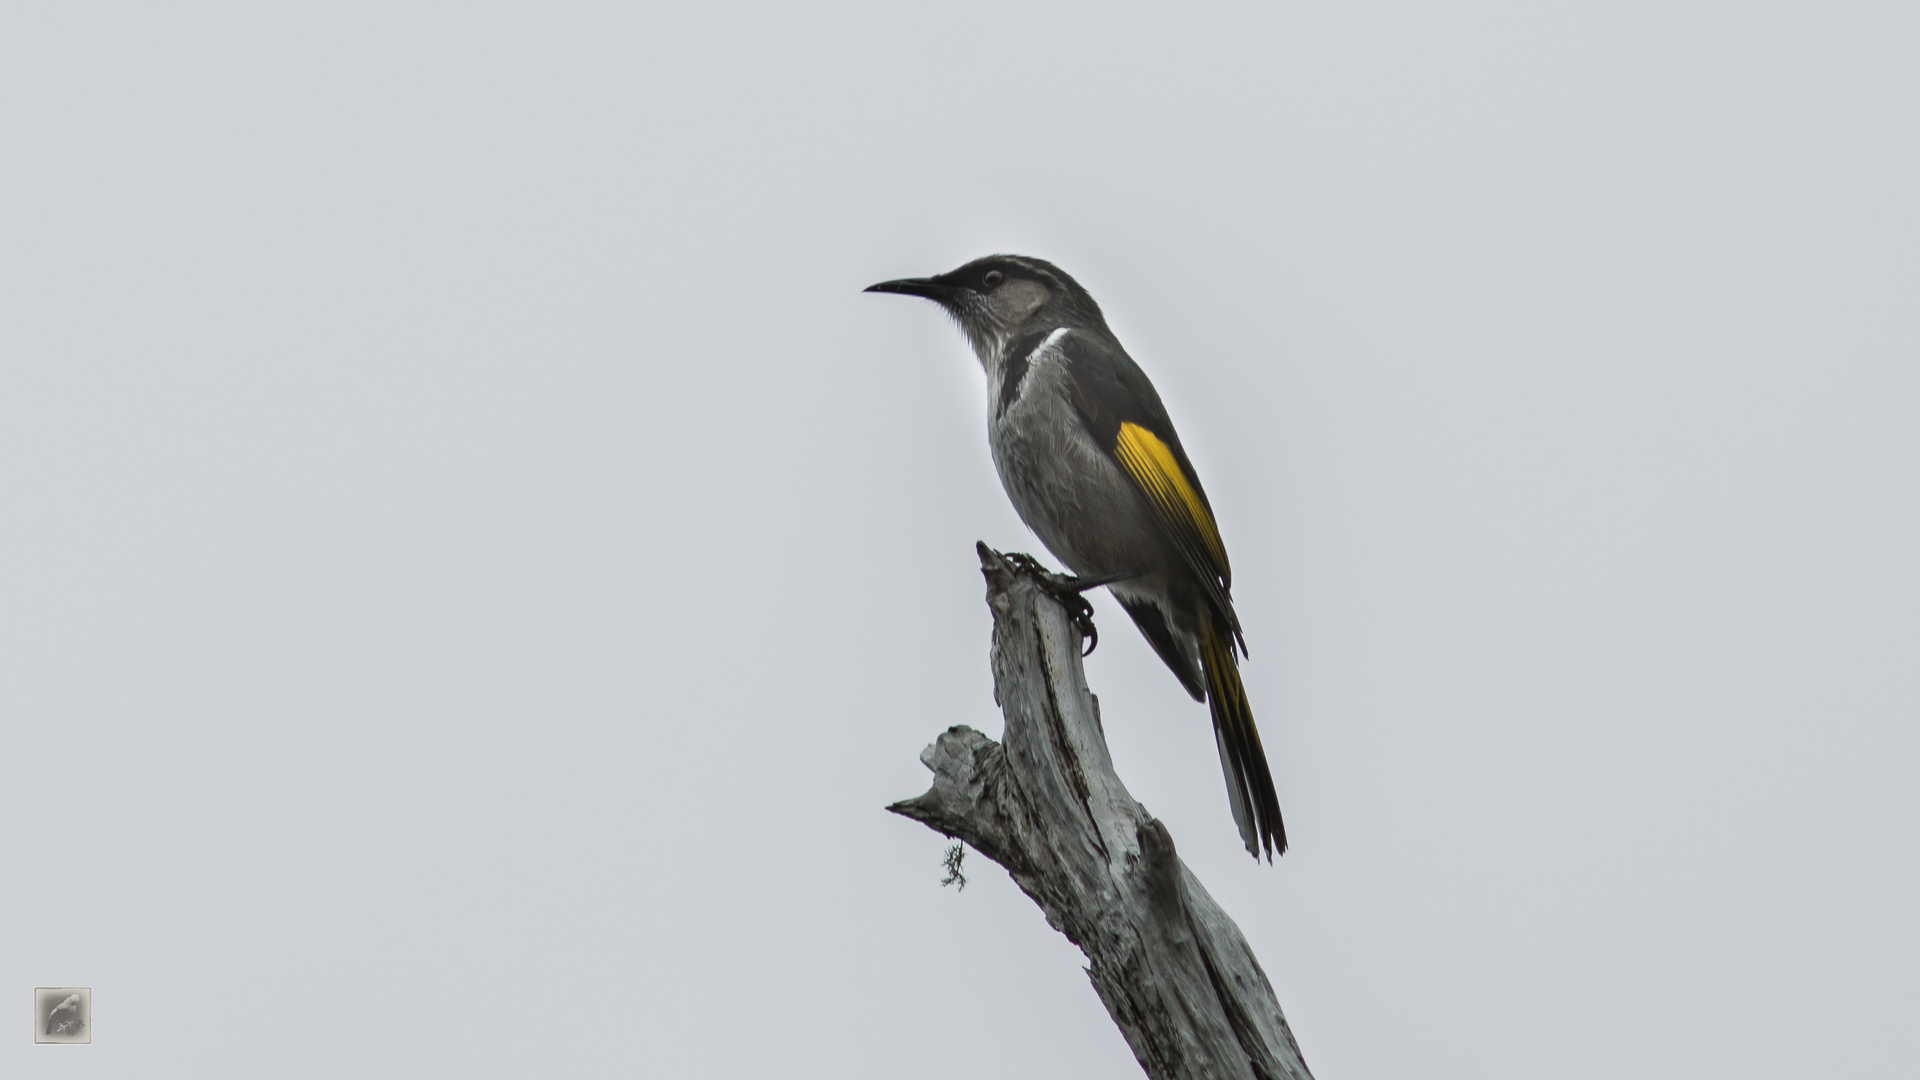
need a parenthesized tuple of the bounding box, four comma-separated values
(2, 3, 1915, 1077)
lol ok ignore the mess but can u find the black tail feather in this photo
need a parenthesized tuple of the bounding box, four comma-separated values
(1201, 615, 1286, 859)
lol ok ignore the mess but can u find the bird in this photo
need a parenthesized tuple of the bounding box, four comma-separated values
(45, 992, 81, 1036)
(867, 255, 1286, 859)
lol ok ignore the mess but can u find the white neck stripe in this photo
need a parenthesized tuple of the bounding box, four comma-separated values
(1027, 326, 1071, 366)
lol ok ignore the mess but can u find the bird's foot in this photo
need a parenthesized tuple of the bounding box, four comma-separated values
(999, 553, 1141, 657)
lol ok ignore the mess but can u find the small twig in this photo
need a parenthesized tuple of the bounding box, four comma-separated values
(940, 843, 968, 890)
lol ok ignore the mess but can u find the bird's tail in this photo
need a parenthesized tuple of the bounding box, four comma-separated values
(1201, 615, 1287, 858)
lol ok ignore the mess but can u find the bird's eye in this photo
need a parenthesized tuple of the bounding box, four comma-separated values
(982, 270, 1004, 288)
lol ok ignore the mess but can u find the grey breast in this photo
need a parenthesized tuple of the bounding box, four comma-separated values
(986, 331, 1164, 579)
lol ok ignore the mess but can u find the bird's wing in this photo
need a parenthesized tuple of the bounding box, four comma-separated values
(1056, 331, 1244, 650)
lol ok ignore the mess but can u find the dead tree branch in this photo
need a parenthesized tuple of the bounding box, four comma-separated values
(889, 543, 1314, 1080)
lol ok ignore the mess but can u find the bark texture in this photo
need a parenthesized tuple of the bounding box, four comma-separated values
(889, 544, 1314, 1080)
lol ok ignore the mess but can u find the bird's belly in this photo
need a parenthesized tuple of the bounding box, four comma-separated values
(988, 395, 1169, 579)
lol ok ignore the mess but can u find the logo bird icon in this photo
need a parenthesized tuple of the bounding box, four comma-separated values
(45, 993, 82, 1036)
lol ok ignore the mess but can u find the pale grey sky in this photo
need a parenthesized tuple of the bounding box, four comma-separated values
(2, 3, 1915, 1077)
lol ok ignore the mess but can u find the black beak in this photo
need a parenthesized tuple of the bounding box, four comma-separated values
(864, 276, 954, 300)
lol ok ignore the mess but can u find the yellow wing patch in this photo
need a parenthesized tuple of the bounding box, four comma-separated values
(1114, 421, 1230, 573)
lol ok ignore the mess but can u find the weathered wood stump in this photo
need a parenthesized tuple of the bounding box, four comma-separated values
(890, 544, 1314, 1080)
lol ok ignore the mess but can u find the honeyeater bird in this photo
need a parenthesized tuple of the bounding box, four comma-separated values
(867, 255, 1286, 859)
(44, 993, 80, 1036)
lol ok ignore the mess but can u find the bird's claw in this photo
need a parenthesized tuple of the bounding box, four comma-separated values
(1001, 553, 1140, 657)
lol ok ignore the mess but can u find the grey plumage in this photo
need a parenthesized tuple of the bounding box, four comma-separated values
(867, 255, 1287, 858)
(45, 993, 80, 1036)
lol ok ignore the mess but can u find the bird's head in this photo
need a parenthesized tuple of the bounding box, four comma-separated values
(866, 254, 1105, 366)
